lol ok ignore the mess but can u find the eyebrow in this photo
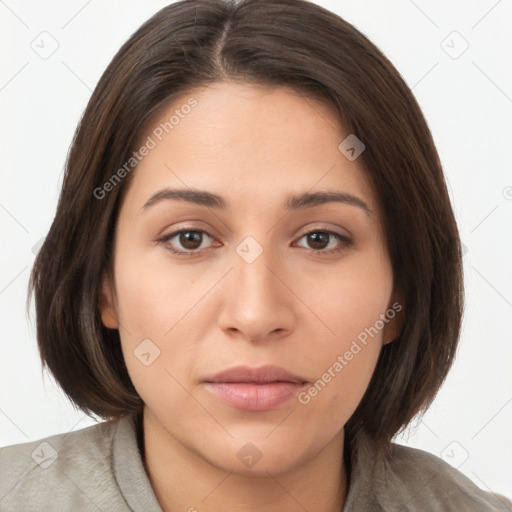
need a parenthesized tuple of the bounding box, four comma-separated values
(142, 188, 371, 215)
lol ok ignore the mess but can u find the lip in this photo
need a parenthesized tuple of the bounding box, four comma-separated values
(203, 365, 308, 411)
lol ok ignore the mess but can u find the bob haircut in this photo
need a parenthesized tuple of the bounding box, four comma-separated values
(29, 0, 463, 451)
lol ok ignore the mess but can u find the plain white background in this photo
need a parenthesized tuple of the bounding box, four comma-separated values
(1, 0, 511, 500)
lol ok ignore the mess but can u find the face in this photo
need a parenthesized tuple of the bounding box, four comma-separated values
(100, 81, 401, 475)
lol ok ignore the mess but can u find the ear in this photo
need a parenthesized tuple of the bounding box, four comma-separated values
(98, 272, 119, 329)
(382, 288, 405, 345)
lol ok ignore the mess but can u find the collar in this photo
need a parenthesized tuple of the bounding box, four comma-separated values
(113, 413, 163, 512)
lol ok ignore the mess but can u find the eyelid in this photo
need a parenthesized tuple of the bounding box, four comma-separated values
(295, 223, 351, 239)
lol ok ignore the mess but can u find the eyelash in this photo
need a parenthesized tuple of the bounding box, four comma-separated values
(156, 227, 352, 259)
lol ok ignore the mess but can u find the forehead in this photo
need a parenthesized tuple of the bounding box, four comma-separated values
(124, 81, 376, 213)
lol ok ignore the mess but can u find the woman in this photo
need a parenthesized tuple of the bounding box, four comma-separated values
(0, 0, 510, 510)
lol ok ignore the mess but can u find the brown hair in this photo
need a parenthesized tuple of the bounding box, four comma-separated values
(29, 0, 464, 450)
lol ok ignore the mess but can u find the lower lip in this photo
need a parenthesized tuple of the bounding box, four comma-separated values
(204, 382, 306, 411)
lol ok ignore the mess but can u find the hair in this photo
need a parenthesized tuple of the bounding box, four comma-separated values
(29, 0, 464, 452)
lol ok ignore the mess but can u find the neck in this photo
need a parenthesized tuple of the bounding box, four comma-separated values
(140, 408, 348, 512)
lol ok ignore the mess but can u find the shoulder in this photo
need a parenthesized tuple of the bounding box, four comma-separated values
(0, 419, 129, 511)
(376, 441, 512, 511)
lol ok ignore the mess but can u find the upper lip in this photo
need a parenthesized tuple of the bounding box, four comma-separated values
(204, 365, 307, 384)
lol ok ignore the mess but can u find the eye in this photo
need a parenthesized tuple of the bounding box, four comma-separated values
(157, 229, 217, 257)
(295, 230, 352, 254)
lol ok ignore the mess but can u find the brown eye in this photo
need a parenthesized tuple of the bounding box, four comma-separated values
(306, 232, 330, 250)
(179, 231, 203, 250)
(295, 230, 352, 253)
(158, 229, 216, 256)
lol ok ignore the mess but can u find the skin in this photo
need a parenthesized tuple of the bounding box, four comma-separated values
(100, 81, 402, 512)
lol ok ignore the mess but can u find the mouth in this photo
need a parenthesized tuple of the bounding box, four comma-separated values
(203, 365, 308, 411)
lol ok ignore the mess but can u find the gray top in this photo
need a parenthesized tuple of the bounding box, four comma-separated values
(1, 414, 510, 511)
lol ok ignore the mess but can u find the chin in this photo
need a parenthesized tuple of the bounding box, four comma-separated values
(198, 431, 318, 477)
(210, 446, 306, 477)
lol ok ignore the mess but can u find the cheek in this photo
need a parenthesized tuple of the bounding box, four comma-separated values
(292, 250, 392, 416)
(295, 306, 384, 437)
(110, 250, 194, 395)
(115, 274, 196, 421)
(296, 247, 393, 344)
(113, 245, 208, 338)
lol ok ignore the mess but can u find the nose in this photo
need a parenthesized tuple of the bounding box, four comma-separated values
(217, 240, 295, 343)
